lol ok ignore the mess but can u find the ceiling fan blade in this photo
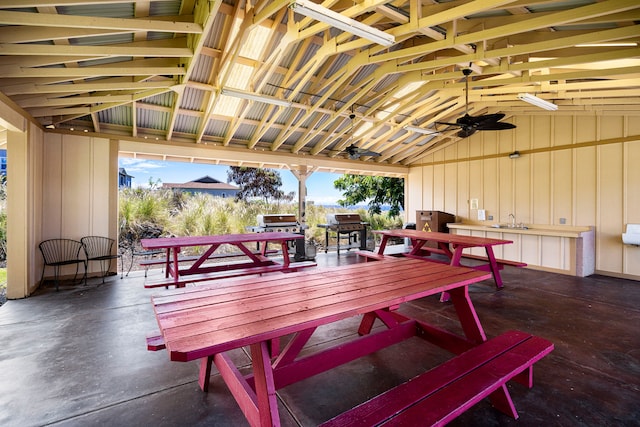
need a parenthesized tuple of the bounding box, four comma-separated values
(360, 150, 381, 157)
(457, 127, 477, 138)
(478, 121, 516, 130)
(435, 121, 462, 127)
(345, 144, 381, 159)
(474, 113, 506, 123)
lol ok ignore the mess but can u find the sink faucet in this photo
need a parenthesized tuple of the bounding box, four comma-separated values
(508, 213, 516, 228)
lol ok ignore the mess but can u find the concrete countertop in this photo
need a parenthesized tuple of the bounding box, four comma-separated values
(447, 223, 594, 238)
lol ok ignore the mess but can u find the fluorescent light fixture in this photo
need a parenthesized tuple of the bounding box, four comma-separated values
(404, 125, 439, 135)
(517, 93, 558, 111)
(289, 0, 395, 47)
(221, 88, 291, 108)
(576, 42, 637, 47)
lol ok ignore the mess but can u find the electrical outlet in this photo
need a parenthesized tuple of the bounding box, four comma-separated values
(559, 218, 566, 224)
(488, 215, 493, 220)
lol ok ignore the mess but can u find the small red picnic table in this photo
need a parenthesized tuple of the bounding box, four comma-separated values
(140, 232, 306, 288)
(374, 229, 516, 288)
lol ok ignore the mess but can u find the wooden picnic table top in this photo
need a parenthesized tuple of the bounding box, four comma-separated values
(151, 257, 491, 362)
(141, 232, 304, 250)
(374, 229, 512, 246)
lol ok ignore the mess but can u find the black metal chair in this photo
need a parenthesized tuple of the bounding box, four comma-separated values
(81, 236, 122, 283)
(127, 246, 164, 277)
(38, 239, 87, 291)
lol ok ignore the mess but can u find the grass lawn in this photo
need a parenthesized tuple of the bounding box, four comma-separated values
(0, 268, 6, 286)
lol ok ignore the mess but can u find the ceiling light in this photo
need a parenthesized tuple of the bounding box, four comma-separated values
(404, 125, 440, 135)
(509, 151, 521, 159)
(221, 88, 291, 108)
(517, 93, 558, 111)
(576, 42, 637, 47)
(289, 0, 395, 47)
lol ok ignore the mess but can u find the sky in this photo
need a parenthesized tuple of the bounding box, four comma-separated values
(118, 157, 345, 205)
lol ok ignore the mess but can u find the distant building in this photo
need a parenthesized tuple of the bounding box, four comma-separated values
(163, 175, 239, 198)
(0, 149, 6, 176)
(119, 168, 134, 188)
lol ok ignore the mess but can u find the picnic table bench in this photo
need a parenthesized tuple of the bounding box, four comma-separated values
(143, 260, 317, 289)
(320, 330, 553, 426)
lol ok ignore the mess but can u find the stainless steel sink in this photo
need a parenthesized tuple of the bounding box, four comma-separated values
(488, 224, 529, 230)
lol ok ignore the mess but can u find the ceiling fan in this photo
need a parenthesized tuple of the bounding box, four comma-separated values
(344, 113, 381, 159)
(436, 69, 516, 138)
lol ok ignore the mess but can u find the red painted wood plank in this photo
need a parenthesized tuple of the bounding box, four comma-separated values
(156, 264, 480, 336)
(158, 263, 490, 361)
(375, 229, 512, 246)
(141, 232, 303, 250)
(382, 336, 554, 426)
(319, 331, 553, 427)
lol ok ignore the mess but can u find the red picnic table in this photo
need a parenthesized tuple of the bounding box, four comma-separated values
(140, 232, 314, 288)
(150, 257, 552, 426)
(373, 229, 525, 289)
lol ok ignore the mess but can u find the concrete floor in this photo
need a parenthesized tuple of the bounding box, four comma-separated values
(0, 251, 638, 427)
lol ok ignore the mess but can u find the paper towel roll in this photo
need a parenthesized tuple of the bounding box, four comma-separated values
(622, 233, 640, 245)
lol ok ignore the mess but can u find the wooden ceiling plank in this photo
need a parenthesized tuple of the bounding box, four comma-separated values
(0, 10, 202, 33)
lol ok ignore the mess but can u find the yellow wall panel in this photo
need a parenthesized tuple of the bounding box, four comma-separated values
(513, 156, 532, 224)
(596, 144, 623, 272)
(553, 116, 573, 147)
(575, 116, 597, 143)
(575, 147, 597, 226)
(482, 158, 498, 217)
(532, 152, 551, 224)
(444, 161, 457, 214)
(623, 141, 640, 276)
(498, 157, 514, 223)
(532, 116, 551, 149)
(514, 116, 532, 152)
(600, 116, 625, 140)
(521, 234, 540, 265)
(433, 164, 445, 210)
(540, 236, 563, 269)
(552, 150, 572, 225)
(457, 162, 469, 219)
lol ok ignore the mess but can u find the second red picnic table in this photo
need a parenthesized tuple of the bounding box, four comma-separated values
(140, 232, 311, 288)
(373, 229, 521, 288)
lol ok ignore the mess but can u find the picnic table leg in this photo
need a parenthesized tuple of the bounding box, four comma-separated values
(485, 246, 504, 288)
(440, 246, 466, 302)
(280, 241, 290, 267)
(250, 342, 280, 427)
(447, 286, 486, 344)
(376, 236, 389, 255)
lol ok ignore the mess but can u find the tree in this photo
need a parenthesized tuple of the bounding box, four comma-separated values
(334, 175, 404, 217)
(227, 166, 294, 203)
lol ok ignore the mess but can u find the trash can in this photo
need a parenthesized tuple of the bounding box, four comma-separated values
(403, 222, 416, 249)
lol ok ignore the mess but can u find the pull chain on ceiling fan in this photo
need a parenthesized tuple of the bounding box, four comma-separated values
(344, 109, 381, 160)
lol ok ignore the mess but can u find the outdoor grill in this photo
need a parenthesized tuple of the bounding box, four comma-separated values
(318, 213, 369, 255)
(254, 214, 301, 233)
(249, 214, 311, 261)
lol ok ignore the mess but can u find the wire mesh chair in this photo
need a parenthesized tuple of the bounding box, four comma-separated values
(38, 239, 87, 291)
(81, 236, 123, 283)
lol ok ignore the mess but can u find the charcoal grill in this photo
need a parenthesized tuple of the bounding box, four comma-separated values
(318, 213, 369, 255)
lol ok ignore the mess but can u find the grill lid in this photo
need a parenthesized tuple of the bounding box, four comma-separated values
(257, 214, 298, 227)
(326, 213, 362, 225)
